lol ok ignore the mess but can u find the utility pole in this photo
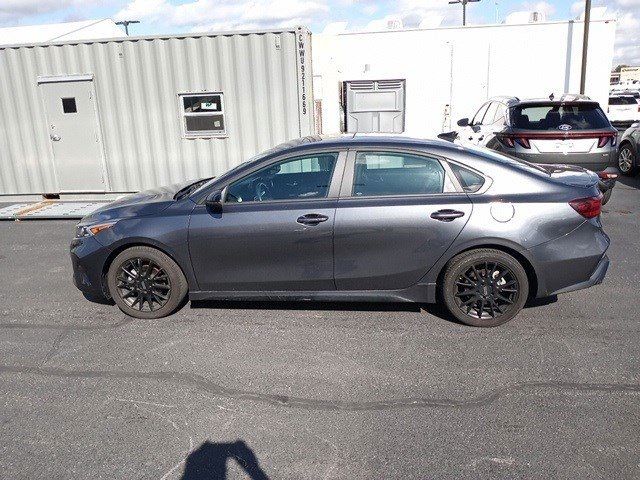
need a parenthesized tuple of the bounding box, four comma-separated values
(115, 20, 140, 35)
(448, 0, 481, 26)
(579, 0, 591, 94)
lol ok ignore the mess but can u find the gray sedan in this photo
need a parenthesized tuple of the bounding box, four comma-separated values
(71, 135, 609, 327)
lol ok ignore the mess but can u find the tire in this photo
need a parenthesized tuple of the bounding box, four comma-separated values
(601, 188, 612, 206)
(107, 246, 188, 319)
(617, 143, 638, 176)
(441, 248, 529, 327)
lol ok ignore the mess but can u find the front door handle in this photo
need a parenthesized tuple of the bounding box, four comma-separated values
(297, 213, 329, 225)
(430, 209, 465, 222)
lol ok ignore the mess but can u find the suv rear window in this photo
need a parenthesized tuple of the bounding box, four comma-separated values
(510, 103, 610, 130)
(609, 96, 637, 105)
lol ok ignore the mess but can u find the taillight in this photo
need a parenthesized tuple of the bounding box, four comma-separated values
(598, 171, 618, 180)
(597, 132, 617, 148)
(569, 195, 602, 219)
(498, 136, 515, 148)
(497, 134, 530, 149)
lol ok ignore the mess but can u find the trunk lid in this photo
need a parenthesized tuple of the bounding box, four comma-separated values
(535, 163, 600, 188)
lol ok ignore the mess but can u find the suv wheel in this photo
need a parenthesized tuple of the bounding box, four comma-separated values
(107, 246, 188, 319)
(441, 249, 529, 327)
(618, 144, 638, 176)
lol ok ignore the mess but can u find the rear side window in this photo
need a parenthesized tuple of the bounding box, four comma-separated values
(353, 152, 444, 196)
(449, 163, 485, 193)
(609, 96, 637, 105)
(510, 103, 610, 130)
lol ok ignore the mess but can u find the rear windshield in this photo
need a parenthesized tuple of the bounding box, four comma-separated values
(609, 96, 637, 105)
(510, 103, 610, 130)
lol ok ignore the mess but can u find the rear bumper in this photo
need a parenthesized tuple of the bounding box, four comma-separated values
(528, 220, 610, 297)
(513, 151, 615, 172)
(551, 254, 609, 295)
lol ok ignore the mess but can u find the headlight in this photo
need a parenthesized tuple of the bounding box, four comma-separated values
(75, 221, 117, 238)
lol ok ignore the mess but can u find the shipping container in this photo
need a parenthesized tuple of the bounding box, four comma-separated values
(0, 27, 314, 195)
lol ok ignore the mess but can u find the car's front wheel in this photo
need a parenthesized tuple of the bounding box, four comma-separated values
(441, 249, 529, 327)
(618, 144, 638, 176)
(107, 246, 188, 319)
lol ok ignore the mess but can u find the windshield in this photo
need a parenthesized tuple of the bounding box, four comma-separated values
(174, 178, 213, 200)
(510, 103, 610, 130)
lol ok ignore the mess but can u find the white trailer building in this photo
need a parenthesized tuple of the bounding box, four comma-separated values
(0, 27, 313, 196)
(312, 18, 616, 138)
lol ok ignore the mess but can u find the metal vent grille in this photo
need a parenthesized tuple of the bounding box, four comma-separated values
(377, 80, 404, 89)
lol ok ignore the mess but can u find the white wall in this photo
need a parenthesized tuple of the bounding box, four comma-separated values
(313, 19, 617, 138)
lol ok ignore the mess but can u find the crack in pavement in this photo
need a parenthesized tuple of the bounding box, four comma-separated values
(0, 318, 134, 331)
(1, 364, 638, 411)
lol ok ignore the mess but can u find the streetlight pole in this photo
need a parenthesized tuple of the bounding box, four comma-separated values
(448, 0, 481, 26)
(579, 0, 591, 94)
(115, 20, 140, 35)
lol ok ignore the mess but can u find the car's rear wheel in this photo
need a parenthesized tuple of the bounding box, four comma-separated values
(441, 249, 529, 327)
(618, 144, 638, 176)
(107, 246, 188, 319)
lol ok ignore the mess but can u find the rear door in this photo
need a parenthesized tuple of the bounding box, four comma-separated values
(333, 149, 472, 290)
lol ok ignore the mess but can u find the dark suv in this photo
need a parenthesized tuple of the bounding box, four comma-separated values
(445, 94, 619, 203)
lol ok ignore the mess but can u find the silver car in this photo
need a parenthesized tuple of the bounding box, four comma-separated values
(451, 94, 619, 203)
(72, 135, 609, 327)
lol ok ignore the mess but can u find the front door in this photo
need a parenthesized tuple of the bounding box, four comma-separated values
(39, 76, 106, 192)
(189, 151, 345, 292)
(334, 149, 472, 290)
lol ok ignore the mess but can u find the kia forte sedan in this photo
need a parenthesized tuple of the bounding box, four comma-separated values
(71, 135, 610, 327)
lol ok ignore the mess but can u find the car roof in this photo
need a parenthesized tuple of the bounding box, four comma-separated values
(263, 134, 458, 155)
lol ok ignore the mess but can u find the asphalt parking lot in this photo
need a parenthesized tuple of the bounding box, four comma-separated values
(1, 178, 639, 480)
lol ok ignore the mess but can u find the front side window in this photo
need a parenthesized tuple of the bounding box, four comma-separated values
(471, 103, 490, 126)
(226, 152, 338, 203)
(353, 151, 444, 197)
(482, 102, 499, 125)
(179, 92, 225, 137)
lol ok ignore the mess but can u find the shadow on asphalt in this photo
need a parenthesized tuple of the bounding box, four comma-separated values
(190, 299, 423, 313)
(617, 175, 640, 190)
(180, 440, 269, 480)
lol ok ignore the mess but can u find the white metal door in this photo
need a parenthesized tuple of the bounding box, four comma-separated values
(39, 76, 106, 192)
(345, 80, 405, 133)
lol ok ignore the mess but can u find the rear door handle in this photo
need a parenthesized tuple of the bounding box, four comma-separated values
(430, 209, 465, 222)
(297, 213, 329, 225)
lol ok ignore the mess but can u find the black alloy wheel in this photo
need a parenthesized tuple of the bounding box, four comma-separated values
(116, 258, 171, 312)
(107, 246, 188, 319)
(442, 249, 529, 327)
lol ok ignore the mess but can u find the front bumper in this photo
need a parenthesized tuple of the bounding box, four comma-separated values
(70, 235, 112, 303)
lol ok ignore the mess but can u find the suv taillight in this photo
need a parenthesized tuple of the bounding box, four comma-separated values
(597, 132, 617, 148)
(569, 195, 602, 219)
(497, 134, 530, 149)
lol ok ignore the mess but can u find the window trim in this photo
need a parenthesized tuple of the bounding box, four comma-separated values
(216, 149, 347, 206)
(339, 147, 463, 199)
(178, 92, 226, 138)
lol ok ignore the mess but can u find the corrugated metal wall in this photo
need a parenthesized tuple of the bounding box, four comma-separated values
(0, 28, 313, 194)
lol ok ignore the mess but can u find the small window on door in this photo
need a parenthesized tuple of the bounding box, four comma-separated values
(61, 97, 77, 114)
(226, 152, 339, 203)
(179, 92, 225, 137)
(353, 152, 445, 196)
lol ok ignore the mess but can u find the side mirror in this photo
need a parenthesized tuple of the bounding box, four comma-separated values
(205, 190, 224, 214)
(457, 117, 470, 127)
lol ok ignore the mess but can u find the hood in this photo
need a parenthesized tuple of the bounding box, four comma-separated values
(536, 163, 600, 188)
(80, 180, 194, 224)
